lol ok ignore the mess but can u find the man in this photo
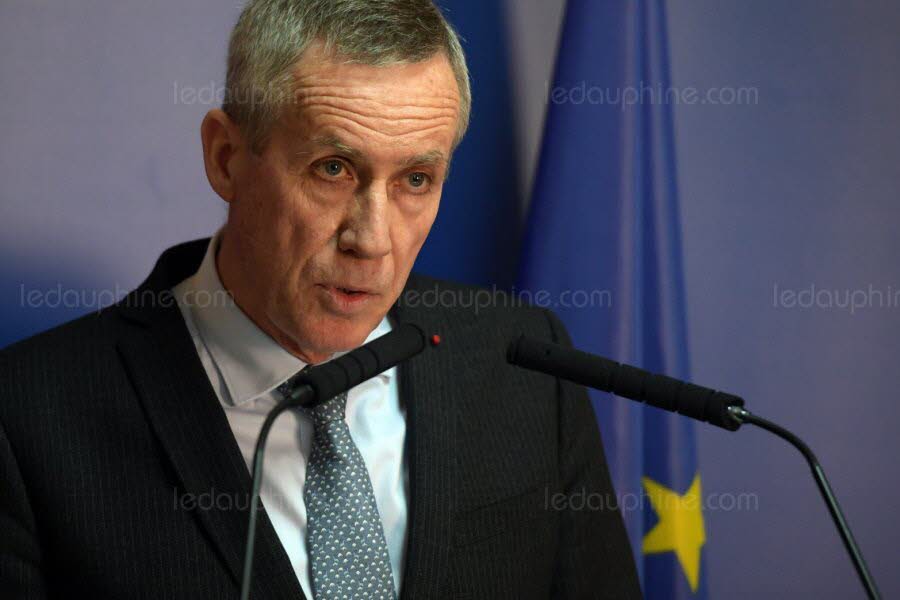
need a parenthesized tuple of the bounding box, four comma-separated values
(0, 1, 640, 598)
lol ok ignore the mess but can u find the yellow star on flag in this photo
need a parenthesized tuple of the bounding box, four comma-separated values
(641, 473, 706, 592)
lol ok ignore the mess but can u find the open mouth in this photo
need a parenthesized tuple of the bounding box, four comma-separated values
(336, 287, 366, 296)
(317, 284, 376, 311)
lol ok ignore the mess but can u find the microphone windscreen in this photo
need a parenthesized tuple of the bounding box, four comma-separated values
(293, 323, 426, 406)
(508, 335, 744, 431)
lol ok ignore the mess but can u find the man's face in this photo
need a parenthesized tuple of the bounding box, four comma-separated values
(219, 44, 460, 363)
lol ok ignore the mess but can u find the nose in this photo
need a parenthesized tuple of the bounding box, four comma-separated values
(337, 185, 392, 259)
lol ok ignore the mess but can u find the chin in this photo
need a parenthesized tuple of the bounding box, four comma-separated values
(302, 314, 379, 360)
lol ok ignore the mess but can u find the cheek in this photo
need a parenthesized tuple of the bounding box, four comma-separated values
(232, 169, 327, 286)
(232, 164, 290, 236)
(412, 193, 441, 243)
(253, 163, 340, 241)
(392, 199, 440, 271)
(282, 188, 354, 290)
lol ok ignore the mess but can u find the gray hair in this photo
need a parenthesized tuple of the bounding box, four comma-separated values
(223, 0, 471, 153)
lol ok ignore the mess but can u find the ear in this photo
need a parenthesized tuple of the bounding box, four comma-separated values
(200, 109, 243, 203)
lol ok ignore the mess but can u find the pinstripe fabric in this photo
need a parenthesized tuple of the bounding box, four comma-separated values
(0, 238, 640, 599)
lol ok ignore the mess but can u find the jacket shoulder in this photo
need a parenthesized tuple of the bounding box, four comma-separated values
(0, 307, 122, 412)
(2, 306, 117, 358)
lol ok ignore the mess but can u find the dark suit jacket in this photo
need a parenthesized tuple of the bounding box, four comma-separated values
(0, 239, 640, 599)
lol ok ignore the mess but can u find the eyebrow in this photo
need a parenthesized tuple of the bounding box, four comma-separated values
(307, 134, 449, 170)
(399, 148, 447, 169)
(308, 134, 364, 161)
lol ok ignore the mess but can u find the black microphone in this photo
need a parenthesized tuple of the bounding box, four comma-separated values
(506, 334, 881, 599)
(281, 322, 427, 408)
(240, 323, 427, 600)
(507, 334, 744, 430)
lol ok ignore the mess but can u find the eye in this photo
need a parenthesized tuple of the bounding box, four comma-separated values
(319, 159, 345, 178)
(403, 171, 432, 193)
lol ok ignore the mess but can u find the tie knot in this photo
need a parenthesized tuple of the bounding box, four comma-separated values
(304, 392, 348, 426)
(276, 367, 347, 426)
(275, 365, 311, 401)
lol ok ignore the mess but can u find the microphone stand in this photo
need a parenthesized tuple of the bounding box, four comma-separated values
(235, 321, 427, 599)
(239, 385, 314, 600)
(727, 406, 881, 600)
(506, 335, 882, 599)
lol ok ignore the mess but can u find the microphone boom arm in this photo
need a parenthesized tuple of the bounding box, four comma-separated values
(727, 406, 880, 599)
(239, 323, 426, 600)
(507, 334, 881, 599)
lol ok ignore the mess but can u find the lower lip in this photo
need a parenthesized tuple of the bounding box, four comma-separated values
(317, 285, 376, 314)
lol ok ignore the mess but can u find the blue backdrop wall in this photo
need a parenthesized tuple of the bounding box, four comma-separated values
(1, 1, 897, 597)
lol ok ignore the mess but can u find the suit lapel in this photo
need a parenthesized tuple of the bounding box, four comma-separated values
(115, 240, 458, 599)
(391, 288, 459, 599)
(115, 241, 304, 600)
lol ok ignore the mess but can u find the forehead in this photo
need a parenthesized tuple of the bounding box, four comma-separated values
(279, 43, 461, 155)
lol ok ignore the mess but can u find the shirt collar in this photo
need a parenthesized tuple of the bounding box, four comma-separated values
(176, 229, 394, 406)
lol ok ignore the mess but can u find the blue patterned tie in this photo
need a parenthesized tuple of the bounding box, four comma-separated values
(277, 374, 396, 599)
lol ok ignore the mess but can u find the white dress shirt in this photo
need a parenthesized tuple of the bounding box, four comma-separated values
(172, 231, 408, 598)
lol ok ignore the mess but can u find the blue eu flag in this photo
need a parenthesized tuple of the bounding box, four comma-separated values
(517, 1, 706, 597)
